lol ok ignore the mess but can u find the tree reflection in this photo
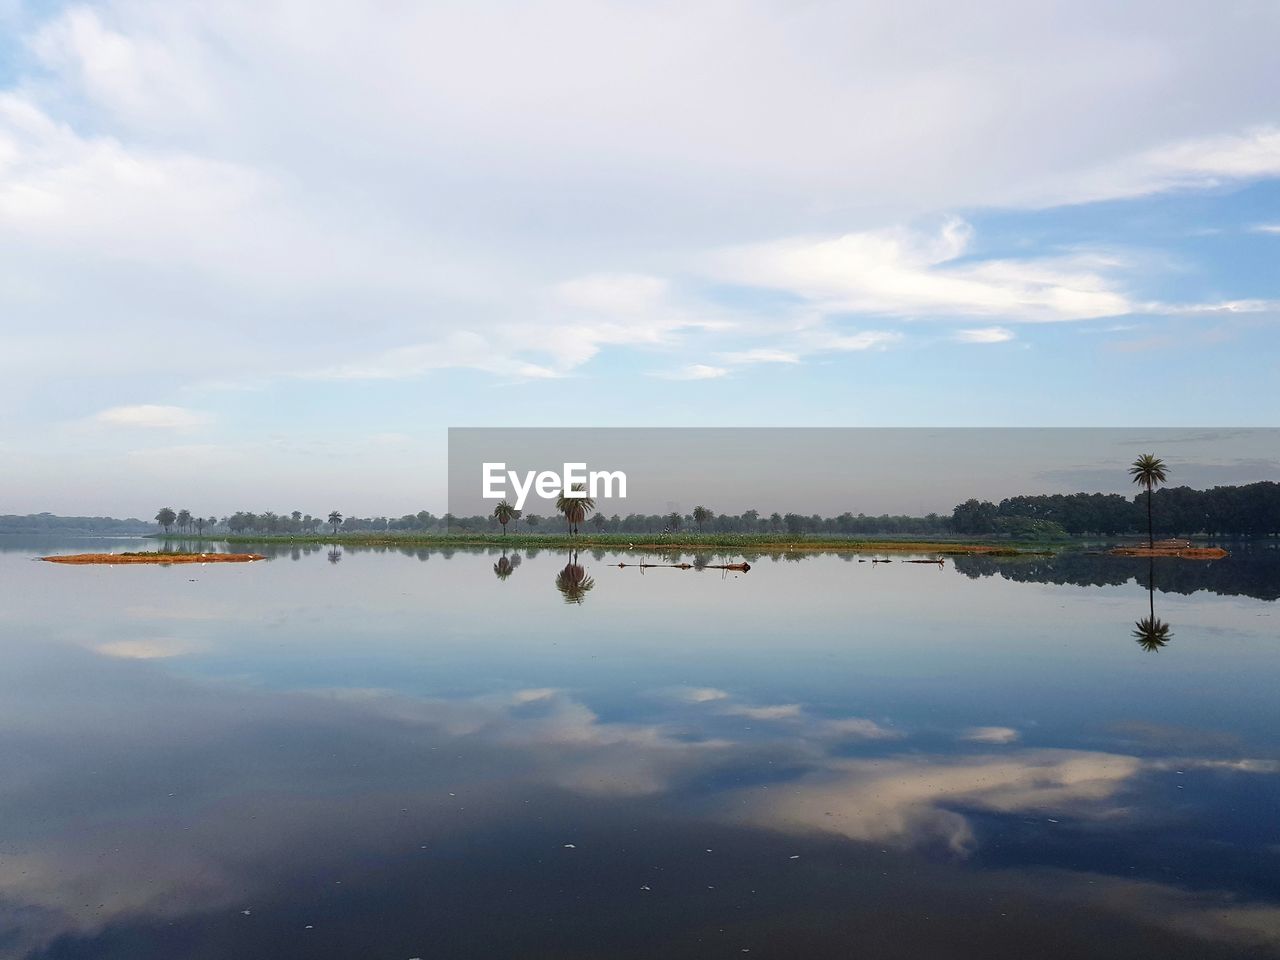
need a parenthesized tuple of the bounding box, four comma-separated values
(555, 549, 595, 605)
(1132, 559, 1173, 652)
(327, 547, 342, 564)
(493, 550, 522, 581)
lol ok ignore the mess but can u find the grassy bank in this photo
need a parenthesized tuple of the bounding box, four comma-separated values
(150, 532, 1050, 555)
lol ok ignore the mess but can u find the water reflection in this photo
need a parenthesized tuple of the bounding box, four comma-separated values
(554, 549, 595, 604)
(493, 550, 521, 581)
(1, 537, 1279, 958)
(954, 546, 1280, 601)
(1133, 559, 1175, 652)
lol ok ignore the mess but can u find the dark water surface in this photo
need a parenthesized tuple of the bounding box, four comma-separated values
(1, 536, 1278, 959)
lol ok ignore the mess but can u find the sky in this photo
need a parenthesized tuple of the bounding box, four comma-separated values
(0, 0, 1278, 518)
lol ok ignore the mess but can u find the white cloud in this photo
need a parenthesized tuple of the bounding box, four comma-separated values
(90, 405, 211, 429)
(961, 726, 1021, 744)
(822, 717, 903, 740)
(1048, 126, 1280, 206)
(95, 638, 203, 660)
(553, 273, 668, 313)
(665, 687, 731, 704)
(711, 219, 1133, 323)
(721, 703, 803, 721)
(955, 327, 1016, 344)
(654, 364, 728, 381)
(718, 348, 802, 365)
(732, 749, 1141, 854)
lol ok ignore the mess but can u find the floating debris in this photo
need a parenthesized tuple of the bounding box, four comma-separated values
(563, 843, 576, 849)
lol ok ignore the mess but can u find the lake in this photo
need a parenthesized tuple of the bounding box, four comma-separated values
(1, 536, 1278, 958)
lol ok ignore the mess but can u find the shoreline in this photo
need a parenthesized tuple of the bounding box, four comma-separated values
(148, 532, 1051, 554)
(42, 552, 266, 565)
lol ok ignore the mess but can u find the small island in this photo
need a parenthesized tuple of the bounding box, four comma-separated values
(42, 552, 265, 565)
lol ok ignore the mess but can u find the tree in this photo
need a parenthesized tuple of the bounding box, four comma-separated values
(195, 516, 206, 536)
(492, 499, 516, 536)
(155, 507, 176, 533)
(555, 484, 596, 536)
(328, 510, 343, 535)
(1129, 454, 1169, 549)
(524, 513, 541, 529)
(665, 511, 682, 532)
(176, 509, 192, 533)
(692, 505, 712, 532)
(590, 512, 607, 532)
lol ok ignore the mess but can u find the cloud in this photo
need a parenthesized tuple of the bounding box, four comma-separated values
(665, 686, 731, 704)
(721, 703, 803, 721)
(961, 726, 1021, 744)
(1047, 126, 1280, 206)
(821, 717, 903, 740)
(732, 749, 1142, 854)
(710, 219, 1133, 323)
(305, 332, 560, 381)
(94, 638, 203, 660)
(90, 404, 211, 429)
(955, 327, 1015, 344)
(654, 364, 728, 380)
(1250, 224, 1280, 234)
(718, 348, 802, 365)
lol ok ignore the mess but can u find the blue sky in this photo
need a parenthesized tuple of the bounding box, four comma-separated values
(0, 0, 1278, 516)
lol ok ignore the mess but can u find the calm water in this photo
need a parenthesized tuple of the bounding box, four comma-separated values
(1, 536, 1278, 959)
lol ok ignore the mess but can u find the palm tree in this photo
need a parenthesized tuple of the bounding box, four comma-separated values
(155, 507, 176, 533)
(492, 499, 516, 536)
(176, 509, 192, 533)
(692, 505, 712, 532)
(1128, 454, 1169, 549)
(555, 484, 596, 536)
(328, 510, 343, 535)
(555, 549, 596, 604)
(665, 511, 682, 532)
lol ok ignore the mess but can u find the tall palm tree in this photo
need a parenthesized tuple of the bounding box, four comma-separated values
(176, 509, 192, 534)
(492, 499, 516, 536)
(555, 484, 596, 536)
(155, 507, 176, 533)
(692, 505, 712, 532)
(1128, 454, 1169, 549)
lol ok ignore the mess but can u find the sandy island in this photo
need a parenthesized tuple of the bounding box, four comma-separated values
(1108, 546, 1229, 559)
(42, 552, 266, 564)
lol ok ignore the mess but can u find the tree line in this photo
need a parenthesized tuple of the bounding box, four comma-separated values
(153, 474, 1279, 541)
(949, 480, 1280, 539)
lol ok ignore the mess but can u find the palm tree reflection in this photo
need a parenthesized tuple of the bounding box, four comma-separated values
(1133, 558, 1173, 652)
(327, 547, 342, 564)
(555, 549, 595, 605)
(494, 550, 522, 581)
